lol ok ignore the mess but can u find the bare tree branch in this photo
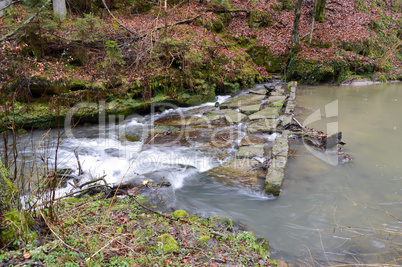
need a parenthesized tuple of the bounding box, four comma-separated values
(101, 0, 137, 37)
(0, 0, 21, 12)
(0, 0, 51, 43)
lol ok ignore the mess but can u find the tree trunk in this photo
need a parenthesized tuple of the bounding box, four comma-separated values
(309, 0, 317, 44)
(0, 0, 12, 17)
(291, 0, 303, 47)
(52, 0, 66, 20)
(314, 0, 327, 22)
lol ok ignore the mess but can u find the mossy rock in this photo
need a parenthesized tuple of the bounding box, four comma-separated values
(173, 210, 189, 218)
(197, 235, 210, 244)
(311, 39, 332, 49)
(207, 0, 231, 10)
(246, 45, 286, 73)
(248, 10, 272, 29)
(280, 0, 295, 11)
(167, 0, 188, 6)
(156, 234, 179, 253)
(123, 133, 141, 142)
(202, 13, 232, 32)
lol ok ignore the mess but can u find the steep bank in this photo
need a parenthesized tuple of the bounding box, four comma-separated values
(0, 0, 401, 130)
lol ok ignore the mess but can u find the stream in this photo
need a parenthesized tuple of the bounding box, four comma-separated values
(5, 82, 402, 265)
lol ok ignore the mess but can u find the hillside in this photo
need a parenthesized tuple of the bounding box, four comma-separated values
(0, 0, 401, 128)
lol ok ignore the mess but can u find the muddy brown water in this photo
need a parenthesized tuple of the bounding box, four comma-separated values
(6, 83, 402, 265)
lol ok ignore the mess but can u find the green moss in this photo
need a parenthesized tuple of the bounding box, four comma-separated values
(264, 183, 281, 196)
(1, 209, 37, 247)
(156, 234, 179, 253)
(208, 0, 231, 10)
(280, 0, 295, 11)
(311, 39, 332, 48)
(247, 10, 272, 29)
(246, 45, 285, 73)
(173, 210, 189, 218)
(202, 13, 232, 33)
(197, 235, 210, 244)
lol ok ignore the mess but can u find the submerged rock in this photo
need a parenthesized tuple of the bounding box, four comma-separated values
(236, 145, 265, 159)
(208, 158, 261, 186)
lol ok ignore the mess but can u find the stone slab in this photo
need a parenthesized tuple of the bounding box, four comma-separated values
(264, 167, 284, 196)
(270, 91, 283, 96)
(208, 158, 260, 185)
(281, 115, 292, 126)
(239, 104, 261, 115)
(223, 109, 247, 124)
(272, 137, 289, 157)
(220, 94, 266, 109)
(264, 156, 287, 196)
(268, 96, 286, 104)
(239, 134, 267, 146)
(249, 108, 279, 120)
(247, 119, 279, 133)
(236, 145, 265, 159)
(249, 89, 267, 95)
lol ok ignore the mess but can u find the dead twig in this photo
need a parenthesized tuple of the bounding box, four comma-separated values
(0, 0, 51, 43)
(101, 0, 137, 37)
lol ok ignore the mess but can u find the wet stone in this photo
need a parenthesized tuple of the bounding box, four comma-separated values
(122, 133, 141, 142)
(239, 104, 261, 115)
(208, 158, 260, 186)
(249, 108, 279, 120)
(220, 94, 266, 109)
(249, 88, 267, 95)
(223, 109, 247, 124)
(239, 134, 267, 146)
(264, 166, 284, 196)
(285, 102, 295, 114)
(247, 119, 279, 133)
(236, 145, 265, 159)
(272, 137, 289, 157)
(191, 114, 223, 125)
(281, 115, 292, 127)
(270, 91, 283, 96)
(269, 102, 284, 109)
(151, 125, 181, 135)
(268, 96, 286, 104)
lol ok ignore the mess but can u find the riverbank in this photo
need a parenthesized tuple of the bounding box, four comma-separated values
(0, 191, 278, 266)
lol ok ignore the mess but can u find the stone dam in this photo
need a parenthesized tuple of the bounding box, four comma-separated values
(142, 81, 298, 196)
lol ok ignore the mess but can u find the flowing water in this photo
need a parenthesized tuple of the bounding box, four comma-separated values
(5, 83, 402, 265)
